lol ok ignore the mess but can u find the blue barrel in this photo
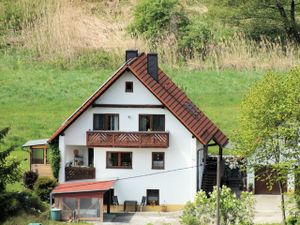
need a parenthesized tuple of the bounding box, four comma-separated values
(50, 208, 61, 221)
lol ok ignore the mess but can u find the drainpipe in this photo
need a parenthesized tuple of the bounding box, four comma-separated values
(196, 146, 205, 192)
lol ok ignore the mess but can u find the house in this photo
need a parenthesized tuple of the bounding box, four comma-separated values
(24, 50, 228, 221)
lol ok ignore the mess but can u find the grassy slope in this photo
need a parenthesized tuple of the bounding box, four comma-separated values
(0, 51, 263, 190)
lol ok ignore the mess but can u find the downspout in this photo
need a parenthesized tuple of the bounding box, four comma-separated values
(196, 146, 206, 192)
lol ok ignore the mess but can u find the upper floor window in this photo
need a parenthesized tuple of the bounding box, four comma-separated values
(106, 152, 132, 169)
(125, 81, 133, 93)
(139, 115, 165, 131)
(93, 114, 119, 130)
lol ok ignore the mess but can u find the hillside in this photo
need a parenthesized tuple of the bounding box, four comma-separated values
(0, 50, 262, 186)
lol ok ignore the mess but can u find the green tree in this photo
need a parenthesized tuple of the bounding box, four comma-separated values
(235, 69, 300, 225)
(0, 127, 21, 193)
(206, 0, 300, 42)
(127, 0, 189, 48)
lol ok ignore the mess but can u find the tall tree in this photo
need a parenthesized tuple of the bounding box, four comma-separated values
(207, 0, 300, 42)
(0, 127, 21, 193)
(235, 70, 300, 225)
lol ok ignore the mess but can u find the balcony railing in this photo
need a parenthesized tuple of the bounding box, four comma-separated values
(65, 167, 95, 181)
(86, 131, 169, 148)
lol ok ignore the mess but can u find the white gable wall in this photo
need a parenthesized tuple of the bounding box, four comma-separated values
(59, 71, 203, 205)
(95, 71, 161, 105)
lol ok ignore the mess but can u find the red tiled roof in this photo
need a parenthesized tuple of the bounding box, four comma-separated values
(52, 180, 115, 194)
(49, 53, 228, 147)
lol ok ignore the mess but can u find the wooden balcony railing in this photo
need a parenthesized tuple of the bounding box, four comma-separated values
(86, 131, 169, 148)
(65, 166, 95, 181)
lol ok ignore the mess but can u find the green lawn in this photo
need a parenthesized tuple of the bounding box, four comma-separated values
(0, 51, 263, 189)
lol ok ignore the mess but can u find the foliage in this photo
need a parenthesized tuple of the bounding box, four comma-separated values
(205, 0, 300, 42)
(178, 17, 213, 59)
(49, 141, 60, 180)
(0, 127, 21, 193)
(180, 186, 255, 225)
(0, 190, 46, 222)
(235, 68, 300, 224)
(128, 0, 189, 48)
(34, 177, 57, 202)
(23, 170, 38, 189)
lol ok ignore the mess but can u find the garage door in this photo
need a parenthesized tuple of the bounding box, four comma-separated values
(255, 167, 287, 194)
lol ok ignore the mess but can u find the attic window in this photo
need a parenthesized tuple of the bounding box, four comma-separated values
(125, 81, 133, 93)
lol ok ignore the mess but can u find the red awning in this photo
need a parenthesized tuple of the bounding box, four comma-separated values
(52, 180, 115, 195)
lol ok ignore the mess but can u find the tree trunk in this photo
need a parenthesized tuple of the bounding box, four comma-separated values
(278, 180, 287, 225)
(275, 0, 300, 43)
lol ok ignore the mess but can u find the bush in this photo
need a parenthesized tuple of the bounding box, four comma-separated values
(0, 190, 45, 222)
(23, 171, 38, 189)
(180, 186, 255, 225)
(128, 0, 189, 47)
(34, 177, 57, 202)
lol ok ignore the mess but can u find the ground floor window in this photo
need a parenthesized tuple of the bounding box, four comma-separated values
(106, 152, 132, 169)
(152, 152, 165, 169)
(147, 189, 159, 205)
(32, 148, 44, 164)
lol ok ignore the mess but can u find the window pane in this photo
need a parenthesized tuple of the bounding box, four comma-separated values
(62, 198, 78, 219)
(152, 115, 165, 131)
(108, 115, 119, 131)
(120, 153, 132, 167)
(94, 114, 104, 130)
(32, 148, 44, 164)
(152, 152, 164, 169)
(147, 189, 159, 205)
(125, 82, 133, 92)
(79, 198, 100, 218)
(139, 115, 151, 131)
(107, 152, 118, 167)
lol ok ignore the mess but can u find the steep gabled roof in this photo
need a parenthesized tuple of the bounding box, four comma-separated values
(49, 53, 228, 147)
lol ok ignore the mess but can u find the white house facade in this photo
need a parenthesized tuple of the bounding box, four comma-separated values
(25, 50, 228, 221)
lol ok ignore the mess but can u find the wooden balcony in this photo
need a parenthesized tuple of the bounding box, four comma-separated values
(65, 167, 95, 181)
(86, 131, 169, 148)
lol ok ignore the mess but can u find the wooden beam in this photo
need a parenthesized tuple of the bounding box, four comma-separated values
(92, 104, 164, 108)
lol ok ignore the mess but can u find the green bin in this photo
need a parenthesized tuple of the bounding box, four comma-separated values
(51, 208, 61, 221)
(28, 223, 42, 225)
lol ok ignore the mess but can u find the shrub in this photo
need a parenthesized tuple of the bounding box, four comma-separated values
(180, 186, 255, 225)
(128, 0, 189, 47)
(49, 142, 60, 180)
(23, 171, 38, 189)
(0, 190, 45, 222)
(34, 177, 57, 202)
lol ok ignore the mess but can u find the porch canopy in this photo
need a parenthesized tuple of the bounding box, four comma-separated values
(51, 180, 115, 221)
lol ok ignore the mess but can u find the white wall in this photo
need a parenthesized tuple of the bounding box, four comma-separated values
(59, 71, 204, 204)
(95, 71, 161, 105)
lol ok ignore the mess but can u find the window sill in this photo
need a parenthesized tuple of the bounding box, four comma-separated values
(106, 166, 132, 169)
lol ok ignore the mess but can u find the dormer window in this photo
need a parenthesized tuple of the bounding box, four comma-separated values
(125, 81, 133, 93)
